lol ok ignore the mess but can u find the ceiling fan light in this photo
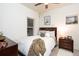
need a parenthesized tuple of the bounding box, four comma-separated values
(45, 5, 48, 9)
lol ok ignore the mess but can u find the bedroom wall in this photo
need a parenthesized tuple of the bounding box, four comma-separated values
(0, 4, 3, 32)
(39, 3, 79, 50)
(0, 3, 39, 42)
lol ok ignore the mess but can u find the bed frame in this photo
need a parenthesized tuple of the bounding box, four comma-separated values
(39, 27, 57, 46)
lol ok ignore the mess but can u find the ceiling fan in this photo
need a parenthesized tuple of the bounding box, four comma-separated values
(34, 3, 60, 9)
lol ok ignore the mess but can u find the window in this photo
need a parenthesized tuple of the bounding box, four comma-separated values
(27, 17, 34, 36)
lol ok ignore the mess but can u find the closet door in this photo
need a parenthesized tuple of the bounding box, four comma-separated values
(27, 17, 34, 36)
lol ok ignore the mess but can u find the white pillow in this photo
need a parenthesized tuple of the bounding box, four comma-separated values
(49, 31, 55, 39)
(45, 31, 50, 37)
(45, 31, 55, 39)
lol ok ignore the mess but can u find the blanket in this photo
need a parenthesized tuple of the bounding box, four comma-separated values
(28, 38, 46, 56)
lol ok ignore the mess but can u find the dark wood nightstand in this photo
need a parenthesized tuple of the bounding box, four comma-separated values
(59, 37, 73, 52)
(0, 38, 18, 56)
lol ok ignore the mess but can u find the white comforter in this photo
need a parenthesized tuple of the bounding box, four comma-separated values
(18, 35, 56, 56)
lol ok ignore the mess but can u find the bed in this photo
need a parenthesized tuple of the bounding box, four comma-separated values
(18, 27, 57, 56)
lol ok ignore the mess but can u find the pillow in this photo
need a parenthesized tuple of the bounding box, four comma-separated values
(40, 32, 45, 37)
(49, 31, 55, 39)
(45, 31, 50, 37)
(45, 31, 55, 39)
(39, 31, 45, 37)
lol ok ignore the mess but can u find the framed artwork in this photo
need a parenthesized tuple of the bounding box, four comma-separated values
(44, 16, 51, 25)
(66, 16, 78, 24)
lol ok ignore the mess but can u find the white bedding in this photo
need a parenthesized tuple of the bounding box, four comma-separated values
(18, 35, 56, 56)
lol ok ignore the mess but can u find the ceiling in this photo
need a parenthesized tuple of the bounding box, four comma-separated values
(22, 3, 72, 14)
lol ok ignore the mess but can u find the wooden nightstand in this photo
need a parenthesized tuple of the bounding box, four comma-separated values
(59, 37, 73, 52)
(0, 38, 18, 56)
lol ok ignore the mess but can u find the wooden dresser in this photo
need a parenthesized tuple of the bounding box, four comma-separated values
(0, 38, 18, 56)
(59, 37, 73, 52)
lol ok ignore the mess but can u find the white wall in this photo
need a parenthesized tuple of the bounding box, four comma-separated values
(40, 3, 79, 50)
(0, 3, 39, 42)
(0, 4, 3, 32)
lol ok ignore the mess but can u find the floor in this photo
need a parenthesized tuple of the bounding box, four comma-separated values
(50, 47, 79, 56)
(19, 47, 79, 56)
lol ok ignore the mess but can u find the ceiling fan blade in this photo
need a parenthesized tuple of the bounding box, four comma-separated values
(52, 3, 60, 4)
(35, 3, 43, 6)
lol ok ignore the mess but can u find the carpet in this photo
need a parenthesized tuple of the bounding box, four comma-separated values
(57, 49, 73, 56)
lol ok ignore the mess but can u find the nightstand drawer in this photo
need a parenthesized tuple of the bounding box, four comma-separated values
(59, 43, 73, 48)
(59, 39, 73, 43)
(59, 41, 73, 45)
(60, 42, 72, 46)
(60, 45, 73, 51)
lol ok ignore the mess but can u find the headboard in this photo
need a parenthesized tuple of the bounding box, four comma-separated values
(39, 27, 57, 44)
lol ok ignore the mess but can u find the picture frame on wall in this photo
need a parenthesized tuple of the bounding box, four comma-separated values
(66, 16, 78, 24)
(44, 16, 51, 25)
